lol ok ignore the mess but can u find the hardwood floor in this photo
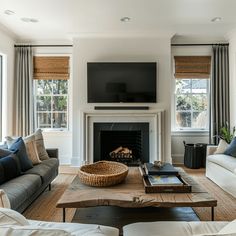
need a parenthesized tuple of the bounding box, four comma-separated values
(23, 165, 236, 222)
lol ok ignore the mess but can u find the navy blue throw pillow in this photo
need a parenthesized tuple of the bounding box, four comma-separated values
(0, 148, 13, 158)
(9, 137, 33, 172)
(224, 137, 236, 157)
(0, 154, 21, 184)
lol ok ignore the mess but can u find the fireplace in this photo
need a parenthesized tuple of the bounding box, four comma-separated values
(79, 110, 164, 166)
(94, 122, 149, 165)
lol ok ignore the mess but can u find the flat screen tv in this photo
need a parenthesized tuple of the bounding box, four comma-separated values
(87, 62, 157, 103)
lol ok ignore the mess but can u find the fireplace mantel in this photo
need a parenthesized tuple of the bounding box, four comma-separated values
(80, 109, 165, 164)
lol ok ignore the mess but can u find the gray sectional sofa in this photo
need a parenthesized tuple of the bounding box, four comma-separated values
(0, 148, 59, 213)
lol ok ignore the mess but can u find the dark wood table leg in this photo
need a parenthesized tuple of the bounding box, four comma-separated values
(211, 207, 214, 221)
(63, 208, 66, 222)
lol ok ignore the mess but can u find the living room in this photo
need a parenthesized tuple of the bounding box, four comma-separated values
(0, 0, 236, 235)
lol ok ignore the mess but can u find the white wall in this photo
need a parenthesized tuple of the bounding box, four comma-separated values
(171, 43, 212, 164)
(72, 36, 172, 165)
(0, 28, 15, 139)
(33, 46, 73, 164)
(229, 32, 236, 128)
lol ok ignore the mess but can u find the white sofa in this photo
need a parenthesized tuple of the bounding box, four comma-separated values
(0, 207, 235, 236)
(0, 208, 119, 236)
(123, 221, 235, 236)
(206, 145, 236, 198)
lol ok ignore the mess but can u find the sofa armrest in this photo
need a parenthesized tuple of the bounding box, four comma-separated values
(46, 148, 59, 159)
(207, 145, 217, 156)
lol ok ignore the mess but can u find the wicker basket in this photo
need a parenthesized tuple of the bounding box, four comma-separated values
(78, 161, 129, 187)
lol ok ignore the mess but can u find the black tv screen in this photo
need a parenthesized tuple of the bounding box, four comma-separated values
(87, 62, 157, 103)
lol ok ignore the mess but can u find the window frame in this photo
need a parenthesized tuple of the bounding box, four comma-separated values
(33, 54, 71, 132)
(173, 78, 210, 132)
(34, 79, 69, 131)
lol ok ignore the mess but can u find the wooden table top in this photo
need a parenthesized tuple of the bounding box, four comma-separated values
(56, 167, 217, 209)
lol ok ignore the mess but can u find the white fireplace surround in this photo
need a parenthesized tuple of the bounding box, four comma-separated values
(80, 109, 164, 165)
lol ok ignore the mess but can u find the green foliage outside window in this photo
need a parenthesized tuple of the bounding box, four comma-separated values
(35, 80, 68, 129)
(175, 79, 208, 129)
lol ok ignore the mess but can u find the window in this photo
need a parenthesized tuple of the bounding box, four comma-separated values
(174, 56, 211, 131)
(175, 78, 209, 130)
(0, 55, 2, 139)
(33, 56, 70, 130)
(34, 80, 68, 129)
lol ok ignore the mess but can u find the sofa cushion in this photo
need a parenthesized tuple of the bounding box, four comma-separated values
(0, 154, 21, 184)
(214, 139, 229, 154)
(123, 221, 228, 236)
(219, 219, 236, 234)
(0, 226, 71, 236)
(9, 137, 33, 172)
(29, 220, 119, 236)
(224, 137, 236, 157)
(0, 190, 11, 208)
(24, 163, 55, 184)
(0, 174, 42, 210)
(0, 207, 29, 226)
(40, 158, 59, 169)
(207, 154, 236, 173)
(24, 134, 41, 165)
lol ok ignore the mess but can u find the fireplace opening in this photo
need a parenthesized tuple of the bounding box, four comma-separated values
(94, 123, 149, 166)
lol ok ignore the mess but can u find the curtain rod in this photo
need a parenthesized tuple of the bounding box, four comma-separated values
(14, 45, 73, 48)
(171, 43, 229, 46)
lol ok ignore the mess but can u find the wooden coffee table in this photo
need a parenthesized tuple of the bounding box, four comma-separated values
(56, 167, 217, 222)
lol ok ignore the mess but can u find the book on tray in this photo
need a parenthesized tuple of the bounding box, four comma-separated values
(148, 175, 183, 186)
(144, 163, 179, 175)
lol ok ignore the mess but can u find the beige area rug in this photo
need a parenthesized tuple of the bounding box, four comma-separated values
(192, 174, 236, 221)
(23, 171, 236, 222)
(24, 174, 76, 222)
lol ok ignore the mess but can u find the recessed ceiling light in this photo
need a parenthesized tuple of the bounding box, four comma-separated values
(30, 18, 38, 23)
(120, 17, 131, 22)
(21, 17, 38, 23)
(4, 10, 15, 15)
(211, 17, 222, 22)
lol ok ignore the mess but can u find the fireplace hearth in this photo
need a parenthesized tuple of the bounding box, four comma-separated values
(94, 122, 149, 166)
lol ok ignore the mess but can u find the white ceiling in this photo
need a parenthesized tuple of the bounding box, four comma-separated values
(0, 0, 235, 42)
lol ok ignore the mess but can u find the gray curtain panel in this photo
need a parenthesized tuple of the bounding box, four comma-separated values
(13, 46, 34, 136)
(210, 45, 230, 144)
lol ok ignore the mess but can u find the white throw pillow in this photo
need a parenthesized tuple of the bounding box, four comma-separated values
(5, 136, 18, 149)
(24, 134, 41, 165)
(0, 208, 29, 226)
(218, 220, 236, 234)
(214, 139, 229, 154)
(0, 226, 71, 236)
(0, 190, 10, 209)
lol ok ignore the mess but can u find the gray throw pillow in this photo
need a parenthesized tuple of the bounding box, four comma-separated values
(224, 137, 236, 157)
(34, 129, 49, 161)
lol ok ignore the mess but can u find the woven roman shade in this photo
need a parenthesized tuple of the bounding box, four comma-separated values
(174, 56, 211, 79)
(33, 56, 70, 80)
